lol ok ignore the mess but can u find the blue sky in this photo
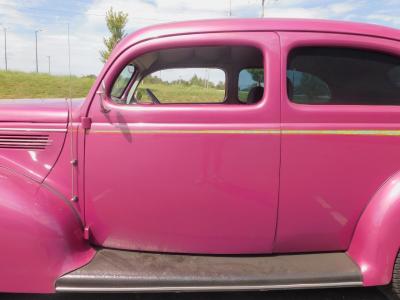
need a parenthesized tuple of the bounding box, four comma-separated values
(0, 0, 399, 76)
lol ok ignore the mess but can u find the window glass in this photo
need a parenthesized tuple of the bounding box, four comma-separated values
(388, 66, 400, 88)
(111, 64, 135, 99)
(287, 70, 331, 104)
(134, 68, 226, 104)
(287, 47, 400, 105)
(238, 68, 264, 103)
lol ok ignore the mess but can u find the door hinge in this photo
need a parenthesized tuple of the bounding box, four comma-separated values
(83, 226, 90, 240)
(81, 117, 92, 130)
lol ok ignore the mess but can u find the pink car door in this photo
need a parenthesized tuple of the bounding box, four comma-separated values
(84, 32, 281, 254)
(275, 32, 400, 253)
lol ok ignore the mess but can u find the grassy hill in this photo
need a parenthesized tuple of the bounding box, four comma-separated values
(0, 71, 96, 99)
(137, 83, 225, 103)
(0, 71, 226, 103)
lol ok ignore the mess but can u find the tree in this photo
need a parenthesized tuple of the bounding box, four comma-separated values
(100, 7, 128, 63)
(216, 81, 225, 90)
(189, 74, 203, 87)
(247, 68, 264, 85)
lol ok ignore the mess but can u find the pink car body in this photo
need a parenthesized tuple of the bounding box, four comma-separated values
(1, 18, 400, 293)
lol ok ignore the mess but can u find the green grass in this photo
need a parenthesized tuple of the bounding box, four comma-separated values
(0, 70, 96, 99)
(137, 83, 225, 103)
(0, 71, 225, 102)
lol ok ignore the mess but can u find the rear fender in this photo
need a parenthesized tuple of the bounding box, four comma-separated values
(348, 170, 400, 286)
(0, 167, 95, 293)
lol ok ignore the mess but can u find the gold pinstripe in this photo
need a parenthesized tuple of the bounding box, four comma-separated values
(88, 129, 400, 136)
(282, 129, 400, 136)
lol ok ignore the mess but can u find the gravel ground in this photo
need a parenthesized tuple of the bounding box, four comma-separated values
(0, 288, 388, 300)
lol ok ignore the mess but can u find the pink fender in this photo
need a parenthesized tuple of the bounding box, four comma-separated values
(348, 170, 400, 286)
(0, 167, 94, 293)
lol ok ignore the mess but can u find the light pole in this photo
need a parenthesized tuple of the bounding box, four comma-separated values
(35, 29, 42, 73)
(228, 0, 232, 17)
(0, 24, 7, 71)
(47, 56, 50, 74)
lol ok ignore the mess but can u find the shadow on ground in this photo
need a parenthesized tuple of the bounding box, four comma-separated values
(0, 288, 387, 300)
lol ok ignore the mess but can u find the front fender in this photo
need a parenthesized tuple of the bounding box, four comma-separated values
(0, 167, 95, 293)
(348, 170, 400, 286)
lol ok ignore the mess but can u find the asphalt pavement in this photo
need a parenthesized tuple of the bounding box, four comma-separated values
(0, 287, 388, 300)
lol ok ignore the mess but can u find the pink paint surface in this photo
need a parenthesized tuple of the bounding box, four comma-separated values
(0, 167, 94, 293)
(85, 31, 281, 254)
(348, 170, 400, 286)
(275, 32, 400, 254)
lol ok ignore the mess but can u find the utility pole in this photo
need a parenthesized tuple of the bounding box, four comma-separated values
(228, 0, 232, 17)
(67, 23, 71, 78)
(261, 0, 265, 18)
(204, 69, 209, 89)
(0, 24, 7, 71)
(35, 29, 42, 73)
(47, 56, 50, 74)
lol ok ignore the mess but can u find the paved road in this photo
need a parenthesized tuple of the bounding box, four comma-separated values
(0, 288, 388, 300)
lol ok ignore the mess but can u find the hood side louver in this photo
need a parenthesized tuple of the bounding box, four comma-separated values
(0, 134, 51, 150)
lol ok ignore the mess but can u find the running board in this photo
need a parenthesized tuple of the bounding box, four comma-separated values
(56, 249, 362, 293)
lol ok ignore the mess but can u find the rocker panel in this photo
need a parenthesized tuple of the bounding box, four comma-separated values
(56, 249, 362, 292)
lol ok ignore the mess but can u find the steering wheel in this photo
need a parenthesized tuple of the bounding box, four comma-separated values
(145, 88, 161, 104)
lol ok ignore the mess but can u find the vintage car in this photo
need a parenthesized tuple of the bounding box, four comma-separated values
(1, 18, 400, 297)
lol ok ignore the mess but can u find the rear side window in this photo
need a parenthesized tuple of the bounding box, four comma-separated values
(287, 47, 400, 105)
(238, 68, 264, 103)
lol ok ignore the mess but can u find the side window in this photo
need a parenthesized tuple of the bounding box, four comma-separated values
(238, 68, 264, 103)
(111, 64, 135, 100)
(287, 47, 400, 105)
(388, 66, 400, 88)
(110, 45, 264, 105)
(287, 70, 331, 104)
(135, 68, 226, 104)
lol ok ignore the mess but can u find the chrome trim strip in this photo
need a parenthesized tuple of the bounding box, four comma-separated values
(0, 128, 66, 132)
(56, 281, 363, 293)
(0, 139, 51, 142)
(0, 141, 50, 145)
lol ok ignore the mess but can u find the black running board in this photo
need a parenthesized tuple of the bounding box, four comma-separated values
(56, 249, 362, 292)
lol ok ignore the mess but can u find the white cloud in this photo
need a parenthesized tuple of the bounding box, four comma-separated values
(264, 0, 361, 19)
(367, 13, 400, 26)
(265, 7, 326, 19)
(328, 2, 360, 14)
(0, 1, 38, 28)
